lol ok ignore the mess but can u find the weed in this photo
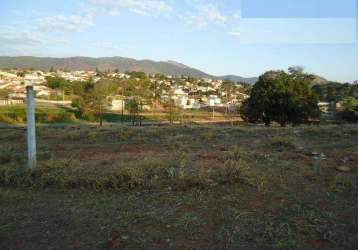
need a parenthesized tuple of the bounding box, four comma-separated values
(269, 135, 299, 151)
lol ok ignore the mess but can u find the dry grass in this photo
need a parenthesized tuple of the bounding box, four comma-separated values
(0, 124, 357, 249)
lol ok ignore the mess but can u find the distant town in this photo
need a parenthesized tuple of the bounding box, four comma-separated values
(1, 67, 357, 126)
(0, 68, 250, 113)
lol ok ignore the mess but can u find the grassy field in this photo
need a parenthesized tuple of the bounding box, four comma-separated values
(0, 124, 357, 249)
(0, 104, 238, 125)
(0, 104, 77, 125)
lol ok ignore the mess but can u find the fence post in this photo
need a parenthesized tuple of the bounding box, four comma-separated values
(26, 86, 37, 169)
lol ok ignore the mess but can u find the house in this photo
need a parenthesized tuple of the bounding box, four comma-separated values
(0, 81, 12, 90)
(207, 95, 222, 107)
(25, 73, 46, 85)
(111, 95, 125, 111)
(34, 85, 53, 97)
(0, 72, 17, 79)
(335, 102, 344, 111)
(318, 102, 331, 113)
(171, 88, 189, 109)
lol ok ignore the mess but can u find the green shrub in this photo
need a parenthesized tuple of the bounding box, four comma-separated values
(0, 114, 16, 124)
(0, 153, 12, 164)
(269, 136, 298, 151)
(338, 107, 358, 123)
(225, 146, 252, 161)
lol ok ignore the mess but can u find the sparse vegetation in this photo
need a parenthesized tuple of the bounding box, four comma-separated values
(0, 105, 77, 124)
(0, 124, 357, 249)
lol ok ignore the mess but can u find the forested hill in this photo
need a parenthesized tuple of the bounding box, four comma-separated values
(0, 56, 258, 84)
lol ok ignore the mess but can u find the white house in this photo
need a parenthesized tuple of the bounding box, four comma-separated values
(34, 85, 52, 97)
(25, 73, 45, 85)
(208, 95, 222, 107)
(318, 102, 331, 113)
(0, 72, 17, 79)
(111, 95, 125, 111)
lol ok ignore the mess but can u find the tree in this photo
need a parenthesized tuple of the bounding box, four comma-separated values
(221, 80, 237, 121)
(336, 97, 358, 123)
(92, 81, 118, 126)
(126, 98, 140, 125)
(312, 82, 358, 103)
(126, 71, 147, 80)
(241, 70, 319, 126)
(120, 78, 153, 125)
(71, 80, 117, 126)
(236, 82, 252, 94)
(0, 89, 10, 99)
(165, 89, 181, 125)
(288, 66, 304, 75)
(95, 67, 103, 77)
(339, 104, 358, 123)
(45, 76, 69, 101)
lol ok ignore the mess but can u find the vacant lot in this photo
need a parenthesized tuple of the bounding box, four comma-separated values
(0, 103, 240, 126)
(0, 124, 357, 249)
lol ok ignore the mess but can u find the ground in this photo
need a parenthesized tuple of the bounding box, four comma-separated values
(0, 124, 357, 249)
(0, 104, 240, 125)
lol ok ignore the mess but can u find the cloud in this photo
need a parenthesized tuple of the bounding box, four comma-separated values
(0, 26, 43, 47)
(86, 0, 173, 17)
(0, 26, 45, 56)
(37, 14, 94, 33)
(181, 3, 228, 29)
(33, 0, 173, 35)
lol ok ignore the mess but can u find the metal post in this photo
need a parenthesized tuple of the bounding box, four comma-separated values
(26, 86, 37, 169)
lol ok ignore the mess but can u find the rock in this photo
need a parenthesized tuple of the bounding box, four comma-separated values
(336, 166, 351, 172)
(313, 153, 326, 160)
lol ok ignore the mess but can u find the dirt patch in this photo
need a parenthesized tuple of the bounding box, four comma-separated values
(306, 239, 333, 250)
(244, 194, 270, 211)
(197, 152, 215, 161)
(59, 144, 165, 161)
(176, 204, 199, 214)
(280, 152, 312, 162)
(326, 149, 358, 167)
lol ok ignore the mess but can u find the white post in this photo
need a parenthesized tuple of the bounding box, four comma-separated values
(26, 86, 37, 169)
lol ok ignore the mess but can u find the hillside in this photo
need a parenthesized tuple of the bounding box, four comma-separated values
(0, 56, 257, 84)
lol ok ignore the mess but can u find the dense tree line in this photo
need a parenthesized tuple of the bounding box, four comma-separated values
(312, 82, 358, 102)
(312, 82, 358, 122)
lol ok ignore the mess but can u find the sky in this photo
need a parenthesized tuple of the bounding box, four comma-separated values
(0, 0, 357, 82)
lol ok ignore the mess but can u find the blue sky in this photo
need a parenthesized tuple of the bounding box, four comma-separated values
(0, 0, 357, 82)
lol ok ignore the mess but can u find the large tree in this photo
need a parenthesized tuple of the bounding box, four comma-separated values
(241, 70, 319, 126)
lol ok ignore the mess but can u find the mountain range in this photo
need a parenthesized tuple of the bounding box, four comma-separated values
(0, 56, 258, 84)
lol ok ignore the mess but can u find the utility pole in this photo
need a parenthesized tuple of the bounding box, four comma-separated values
(26, 85, 37, 169)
